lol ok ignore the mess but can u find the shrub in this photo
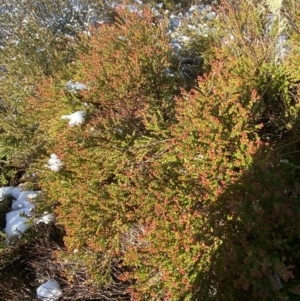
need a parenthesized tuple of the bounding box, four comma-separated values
(126, 57, 262, 300)
(31, 21, 264, 300)
(199, 153, 300, 301)
(0, 0, 126, 185)
(29, 6, 180, 289)
(15, 0, 300, 300)
(186, 0, 300, 142)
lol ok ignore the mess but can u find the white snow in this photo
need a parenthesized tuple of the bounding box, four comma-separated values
(46, 154, 64, 172)
(60, 111, 86, 126)
(48, 154, 60, 166)
(118, 35, 126, 41)
(0, 186, 22, 200)
(49, 164, 62, 172)
(36, 279, 62, 301)
(36, 213, 56, 225)
(11, 190, 38, 211)
(1, 187, 41, 238)
(1, 185, 55, 238)
(5, 207, 32, 237)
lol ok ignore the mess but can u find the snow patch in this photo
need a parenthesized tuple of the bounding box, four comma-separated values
(36, 213, 56, 225)
(46, 154, 64, 172)
(61, 111, 86, 126)
(1, 187, 42, 238)
(5, 207, 32, 237)
(0, 186, 22, 201)
(11, 190, 38, 211)
(36, 279, 62, 301)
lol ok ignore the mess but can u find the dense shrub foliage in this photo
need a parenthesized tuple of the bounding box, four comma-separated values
(0, 0, 106, 186)
(29, 6, 180, 290)
(1, 0, 300, 300)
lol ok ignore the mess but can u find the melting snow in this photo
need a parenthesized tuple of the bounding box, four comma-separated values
(5, 207, 32, 237)
(0, 186, 22, 200)
(11, 190, 37, 211)
(36, 279, 62, 301)
(46, 154, 64, 172)
(36, 213, 56, 225)
(1, 184, 55, 238)
(61, 111, 86, 126)
(1, 187, 41, 238)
